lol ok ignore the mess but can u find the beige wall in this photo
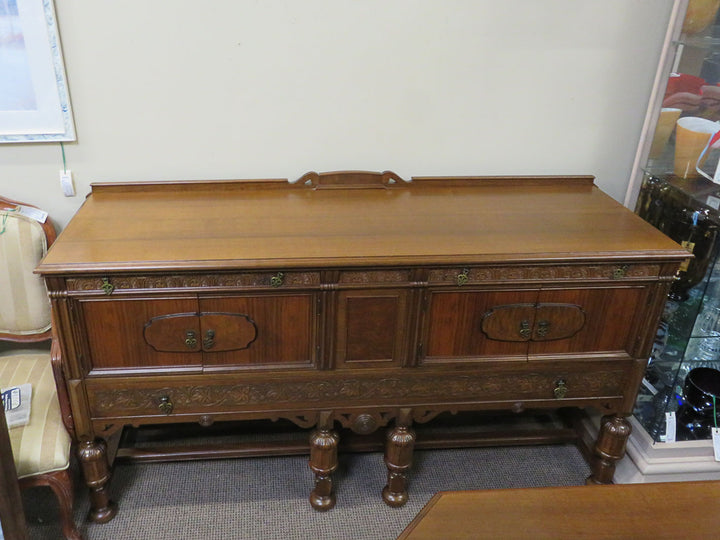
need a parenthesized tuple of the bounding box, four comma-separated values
(1, 1, 673, 229)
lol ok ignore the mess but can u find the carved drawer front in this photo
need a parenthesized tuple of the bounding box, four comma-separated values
(335, 289, 411, 368)
(514, 367, 628, 402)
(85, 381, 221, 419)
(337, 269, 412, 285)
(83, 364, 630, 421)
(66, 271, 321, 292)
(426, 264, 660, 285)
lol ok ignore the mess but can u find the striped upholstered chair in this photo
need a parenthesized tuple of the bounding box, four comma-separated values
(0, 196, 80, 540)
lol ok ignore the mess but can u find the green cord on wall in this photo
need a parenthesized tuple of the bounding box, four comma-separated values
(60, 141, 67, 173)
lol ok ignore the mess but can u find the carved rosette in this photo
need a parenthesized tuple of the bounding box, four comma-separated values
(335, 411, 393, 434)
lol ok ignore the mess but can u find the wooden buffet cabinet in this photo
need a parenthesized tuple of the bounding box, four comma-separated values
(37, 171, 687, 521)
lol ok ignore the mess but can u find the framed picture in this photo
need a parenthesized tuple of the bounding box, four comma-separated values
(0, 0, 75, 143)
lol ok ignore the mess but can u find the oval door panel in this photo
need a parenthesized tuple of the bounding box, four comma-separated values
(481, 304, 537, 342)
(199, 312, 257, 352)
(144, 312, 257, 352)
(481, 303, 586, 342)
(144, 313, 201, 352)
(533, 303, 585, 341)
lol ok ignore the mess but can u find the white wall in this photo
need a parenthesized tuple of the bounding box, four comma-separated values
(1, 0, 673, 229)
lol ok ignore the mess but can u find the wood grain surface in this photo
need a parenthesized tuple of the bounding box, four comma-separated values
(38, 176, 687, 274)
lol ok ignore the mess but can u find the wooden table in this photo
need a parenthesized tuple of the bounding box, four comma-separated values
(399, 481, 720, 539)
(37, 171, 687, 522)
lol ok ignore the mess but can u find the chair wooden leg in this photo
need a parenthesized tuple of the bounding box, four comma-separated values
(20, 468, 81, 540)
(46, 469, 82, 540)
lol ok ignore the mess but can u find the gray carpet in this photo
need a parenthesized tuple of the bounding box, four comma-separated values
(23, 444, 590, 539)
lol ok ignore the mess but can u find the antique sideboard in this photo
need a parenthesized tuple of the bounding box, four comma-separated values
(37, 171, 687, 522)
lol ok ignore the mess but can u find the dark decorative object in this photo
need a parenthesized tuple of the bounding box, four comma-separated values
(636, 176, 719, 301)
(677, 367, 720, 439)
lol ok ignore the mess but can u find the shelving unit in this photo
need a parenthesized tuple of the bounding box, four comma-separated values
(620, 0, 720, 482)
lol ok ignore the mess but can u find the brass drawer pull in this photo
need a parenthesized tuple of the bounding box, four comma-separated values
(536, 320, 550, 338)
(519, 320, 531, 339)
(456, 268, 470, 286)
(270, 272, 285, 288)
(101, 277, 115, 295)
(158, 395, 174, 415)
(203, 329, 215, 349)
(185, 330, 197, 349)
(612, 265, 629, 279)
(553, 379, 568, 399)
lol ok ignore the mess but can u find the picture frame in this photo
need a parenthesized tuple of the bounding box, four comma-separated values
(0, 0, 75, 143)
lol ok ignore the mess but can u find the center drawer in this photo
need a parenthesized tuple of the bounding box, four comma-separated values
(84, 362, 632, 421)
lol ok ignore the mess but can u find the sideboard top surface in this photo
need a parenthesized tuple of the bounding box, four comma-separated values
(38, 174, 687, 274)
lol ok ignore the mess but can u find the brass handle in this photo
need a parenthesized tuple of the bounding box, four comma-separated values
(203, 329, 215, 349)
(101, 277, 115, 295)
(185, 330, 197, 349)
(270, 272, 284, 288)
(456, 268, 470, 287)
(553, 379, 568, 399)
(519, 320, 531, 339)
(612, 265, 629, 280)
(158, 395, 173, 415)
(536, 320, 550, 338)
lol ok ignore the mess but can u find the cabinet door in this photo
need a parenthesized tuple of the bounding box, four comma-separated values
(422, 290, 538, 363)
(199, 294, 317, 368)
(335, 289, 411, 368)
(528, 286, 648, 359)
(79, 296, 201, 373)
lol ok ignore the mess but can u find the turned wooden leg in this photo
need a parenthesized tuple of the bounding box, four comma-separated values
(382, 409, 415, 507)
(308, 413, 339, 511)
(77, 439, 117, 523)
(587, 414, 632, 485)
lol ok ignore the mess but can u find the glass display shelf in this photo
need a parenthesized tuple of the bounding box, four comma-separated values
(631, 4, 720, 444)
(634, 174, 720, 442)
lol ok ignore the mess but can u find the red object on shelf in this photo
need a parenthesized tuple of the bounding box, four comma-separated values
(665, 73, 706, 98)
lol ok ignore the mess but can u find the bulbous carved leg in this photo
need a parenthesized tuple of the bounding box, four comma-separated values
(308, 415, 339, 511)
(587, 414, 632, 485)
(77, 439, 117, 523)
(382, 410, 415, 508)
